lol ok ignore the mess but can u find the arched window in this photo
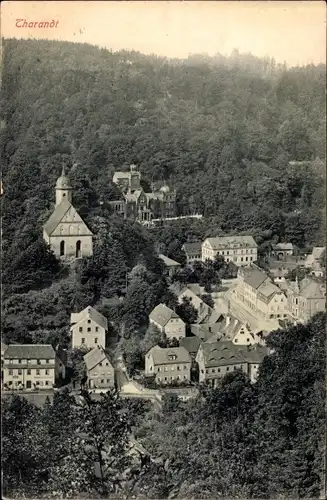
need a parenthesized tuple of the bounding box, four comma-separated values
(60, 224, 64, 234)
(69, 225, 74, 235)
(60, 240, 65, 256)
(76, 240, 81, 258)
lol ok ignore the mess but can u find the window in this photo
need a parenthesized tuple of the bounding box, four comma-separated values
(101, 379, 104, 383)
(205, 369, 208, 373)
(241, 257, 244, 262)
(99, 362, 102, 367)
(177, 365, 180, 371)
(245, 256, 248, 261)
(87, 327, 91, 332)
(27, 369, 31, 375)
(9, 369, 13, 375)
(36, 370, 40, 375)
(212, 368, 215, 373)
(60, 240, 65, 256)
(107, 379, 110, 383)
(81, 338, 85, 344)
(27, 359, 30, 364)
(157, 367, 161, 372)
(18, 370, 22, 375)
(226, 367, 229, 371)
(217, 368, 221, 373)
(94, 338, 98, 344)
(95, 326, 99, 332)
(106, 362, 109, 366)
(158, 377, 161, 382)
(79, 327, 83, 332)
(9, 359, 13, 364)
(46, 359, 49, 364)
(247, 338, 250, 343)
(45, 369, 49, 375)
(18, 359, 21, 364)
(164, 377, 167, 381)
(88, 319, 91, 324)
(234, 366, 237, 370)
(183, 365, 187, 370)
(36, 381, 40, 385)
(45, 381, 49, 386)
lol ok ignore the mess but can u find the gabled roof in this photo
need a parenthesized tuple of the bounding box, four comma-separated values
(43, 199, 72, 235)
(178, 287, 220, 324)
(83, 346, 113, 371)
(4, 344, 56, 360)
(159, 254, 181, 267)
(241, 268, 269, 289)
(147, 346, 191, 365)
(182, 242, 202, 256)
(299, 279, 326, 299)
(273, 242, 294, 251)
(203, 235, 257, 249)
(311, 247, 325, 260)
(149, 303, 182, 328)
(190, 323, 222, 341)
(179, 336, 201, 354)
(257, 282, 281, 299)
(70, 306, 108, 331)
(239, 345, 269, 364)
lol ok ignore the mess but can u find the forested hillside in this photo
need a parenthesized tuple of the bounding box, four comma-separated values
(1, 38, 326, 345)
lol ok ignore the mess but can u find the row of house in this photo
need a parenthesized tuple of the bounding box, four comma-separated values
(235, 267, 326, 323)
(182, 235, 258, 265)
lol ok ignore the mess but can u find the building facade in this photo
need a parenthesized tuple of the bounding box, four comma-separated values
(285, 277, 326, 323)
(149, 303, 186, 340)
(236, 267, 289, 320)
(145, 346, 192, 384)
(201, 235, 257, 265)
(3, 344, 65, 390)
(182, 242, 202, 264)
(70, 306, 108, 349)
(83, 346, 115, 389)
(43, 167, 93, 259)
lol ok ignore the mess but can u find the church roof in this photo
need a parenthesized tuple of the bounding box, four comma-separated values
(56, 166, 72, 189)
(43, 199, 72, 236)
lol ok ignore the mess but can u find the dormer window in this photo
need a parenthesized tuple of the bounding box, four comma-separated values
(168, 354, 177, 361)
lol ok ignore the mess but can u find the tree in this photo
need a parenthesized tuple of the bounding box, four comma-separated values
(176, 297, 198, 324)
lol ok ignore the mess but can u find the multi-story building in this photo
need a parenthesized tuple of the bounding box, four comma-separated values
(182, 242, 202, 264)
(109, 165, 176, 223)
(149, 303, 186, 340)
(201, 235, 257, 265)
(206, 314, 263, 346)
(177, 287, 222, 324)
(83, 346, 115, 390)
(196, 341, 268, 386)
(43, 166, 93, 259)
(284, 277, 326, 323)
(236, 267, 289, 320)
(3, 344, 65, 390)
(145, 346, 192, 385)
(70, 306, 108, 349)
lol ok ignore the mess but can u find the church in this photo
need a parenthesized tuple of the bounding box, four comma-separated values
(43, 167, 93, 259)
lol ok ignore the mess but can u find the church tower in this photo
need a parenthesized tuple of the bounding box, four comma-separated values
(55, 165, 72, 206)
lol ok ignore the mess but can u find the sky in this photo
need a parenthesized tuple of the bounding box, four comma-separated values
(1, 1, 326, 66)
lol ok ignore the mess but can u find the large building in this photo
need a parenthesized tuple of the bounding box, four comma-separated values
(236, 267, 289, 320)
(3, 344, 65, 390)
(109, 165, 176, 223)
(201, 235, 257, 265)
(70, 306, 108, 349)
(284, 277, 326, 323)
(43, 167, 93, 259)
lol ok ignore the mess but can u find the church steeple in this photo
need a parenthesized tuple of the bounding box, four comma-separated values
(55, 164, 72, 206)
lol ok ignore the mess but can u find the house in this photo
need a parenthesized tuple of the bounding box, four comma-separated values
(158, 254, 181, 278)
(83, 346, 115, 390)
(43, 166, 93, 259)
(3, 344, 65, 390)
(190, 322, 223, 342)
(206, 314, 263, 346)
(145, 346, 192, 384)
(70, 306, 108, 349)
(236, 267, 289, 320)
(182, 242, 202, 264)
(196, 341, 269, 386)
(149, 303, 186, 340)
(305, 247, 325, 277)
(177, 287, 222, 324)
(285, 277, 326, 323)
(271, 242, 294, 259)
(201, 235, 257, 265)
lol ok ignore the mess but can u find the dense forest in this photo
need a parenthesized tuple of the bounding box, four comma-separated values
(2, 313, 326, 499)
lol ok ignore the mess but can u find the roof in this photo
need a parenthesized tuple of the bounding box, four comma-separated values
(182, 242, 202, 257)
(312, 247, 325, 260)
(56, 175, 72, 190)
(83, 346, 113, 371)
(147, 346, 191, 365)
(239, 345, 269, 364)
(190, 323, 222, 341)
(187, 284, 202, 296)
(273, 243, 294, 251)
(70, 306, 108, 331)
(178, 287, 219, 324)
(299, 279, 326, 299)
(199, 341, 246, 367)
(4, 344, 56, 359)
(241, 268, 269, 289)
(203, 235, 257, 250)
(179, 336, 201, 354)
(43, 199, 72, 235)
(159, 254, 181, 267)
(149, 304, 182, 328)
(1, 343, 8, 355)
(257, 282, 281, 299)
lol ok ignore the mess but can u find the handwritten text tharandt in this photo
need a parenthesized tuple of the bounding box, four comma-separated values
(16, 19, 59, 28)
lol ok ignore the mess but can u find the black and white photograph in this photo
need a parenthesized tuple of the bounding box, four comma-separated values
(1, 1, 326, 498)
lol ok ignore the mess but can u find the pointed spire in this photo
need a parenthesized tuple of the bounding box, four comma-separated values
(61, 164, 66, 176)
